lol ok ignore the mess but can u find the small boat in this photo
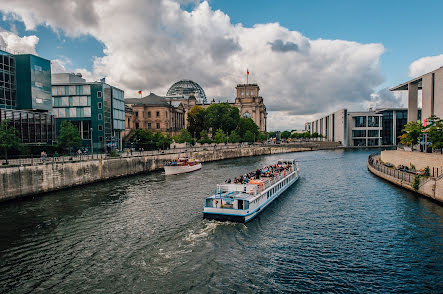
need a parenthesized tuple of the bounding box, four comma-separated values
(203, 159, 299, 222)
(164, 157, 202, 175)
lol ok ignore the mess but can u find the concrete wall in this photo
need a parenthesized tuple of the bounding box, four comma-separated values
(435, 67, 443, 119)
(368, 160, 443, 203)
(0, 145, 326, 201)
(381, 150, 443, 171)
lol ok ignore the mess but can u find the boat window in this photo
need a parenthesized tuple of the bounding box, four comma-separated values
(205, 199, 213, 208)
(238, 200, 244, 210)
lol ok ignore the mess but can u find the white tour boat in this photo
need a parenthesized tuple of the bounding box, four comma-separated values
(164, 157, 202, 175)
(203, 159, 299, 222)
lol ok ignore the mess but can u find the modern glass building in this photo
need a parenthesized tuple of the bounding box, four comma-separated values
(52, 73, 125, 152)
(0, 49, 55, 144)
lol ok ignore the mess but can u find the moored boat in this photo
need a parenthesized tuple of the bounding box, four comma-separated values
(203, 159, 299, 222)
(164, 157, 202, 175)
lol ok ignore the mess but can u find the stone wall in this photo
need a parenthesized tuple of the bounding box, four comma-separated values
(381, 150, 443, 172)
(0, 145, 318, 202)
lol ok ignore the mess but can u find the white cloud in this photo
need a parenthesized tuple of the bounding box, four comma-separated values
(0, 28, 38, 54)
(409, 54, 443, 78)
(0, 0, 388, 130)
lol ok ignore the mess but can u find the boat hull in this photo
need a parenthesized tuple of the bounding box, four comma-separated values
(164, 163, 202, 175)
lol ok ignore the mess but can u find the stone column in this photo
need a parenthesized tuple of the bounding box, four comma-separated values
(408, 82, 418, 122)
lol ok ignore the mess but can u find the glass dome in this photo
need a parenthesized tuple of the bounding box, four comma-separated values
(166, 80, 207, 104)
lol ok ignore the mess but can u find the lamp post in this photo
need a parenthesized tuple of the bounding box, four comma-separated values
(90, 127, 93, 156)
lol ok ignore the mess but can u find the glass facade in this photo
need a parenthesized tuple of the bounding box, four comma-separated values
(368, 138, 379, 146)
(368, 130, 379, 137)
(368, 116, 379, 127)
(352, 130, 366, 137)
(354, 116, 366, 127)
(112, 88, 125, 130)
(382, 111, 393, 145)
(353, 139, 366, 146)
(0, 51, 16, 108)
(395, 110, 408, 145)
(0, 108, 55, 144)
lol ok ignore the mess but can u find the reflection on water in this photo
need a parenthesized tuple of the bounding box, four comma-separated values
(0, 150, 442, 293)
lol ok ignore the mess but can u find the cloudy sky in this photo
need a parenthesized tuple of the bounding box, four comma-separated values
(1, 0, 442, 130)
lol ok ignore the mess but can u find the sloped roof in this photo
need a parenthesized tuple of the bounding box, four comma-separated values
(125, 93, 169, 106)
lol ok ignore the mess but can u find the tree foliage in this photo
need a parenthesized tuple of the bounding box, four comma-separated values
(213, 129, 227, 143)
(399, 120, 423, 149)
(0, 120, 22, 162)
(425, 115, 443, 150)
(236, 117, 259, 140)
(173, 129, 193, 144)
(197, 130, 212, 144)
(205, 103, 240, 135)
(281, 130, 291, 139)
(57, 121, 82, 153)
(228, 130, 241, 143)
(187, 106, 206, 139)
(243, 130, 255, 143)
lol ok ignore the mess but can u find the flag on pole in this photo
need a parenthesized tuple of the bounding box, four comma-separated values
(247, 69, 249, 76)
(246, 69, 249, 84)
(138, 90, 142, 97)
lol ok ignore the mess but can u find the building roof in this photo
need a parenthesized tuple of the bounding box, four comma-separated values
(390, 66, 443, 91)
(125, 93, 170, 106)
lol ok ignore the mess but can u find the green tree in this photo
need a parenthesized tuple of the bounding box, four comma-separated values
(173, 129, 193, 144)
(303, 132, 311, 139)
(236, 117, 259, 139)
(213, 129, 227, 143)
(197, 130, 212, 144)
(187, 106, 206, 139)
(57, 121, 82, 155)
(258, 131, 268, 142)
(425, 115, 443, 151)
(154, 132, 172, 149)
(205, 103, 240, 135)
(243, 130, 255, 143)
(399, 120, 423, 150)
(281, 130, 291, 139)
(228, 130, 241, 143)
(0, 120, 22, 164)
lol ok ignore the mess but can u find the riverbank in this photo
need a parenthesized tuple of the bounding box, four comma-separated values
(368, 154, 443, 204)
(0, 142, 338, 202)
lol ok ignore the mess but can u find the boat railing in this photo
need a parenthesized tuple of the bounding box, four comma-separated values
(216, 184, 258, 196)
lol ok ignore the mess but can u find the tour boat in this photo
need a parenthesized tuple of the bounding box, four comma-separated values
(164, 157, 202, 175)
(203, 159, 299, 222)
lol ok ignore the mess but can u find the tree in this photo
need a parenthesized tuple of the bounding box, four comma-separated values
(57, 121, 82, 154)
(228, 130, 241, 143)
(425, 115, 443, 151)
(205, 103, 240, 135)
(236, 117, 259, 139)
(243, 130, 255, 143)
(173, 129, 193, 144)
(0, 120, 22, 164)
(281, 130, 291, 139)
(258, 132, 268, 142)
(197, 130, 212, 144)
(303, 132, 311, 139)
(154, 132, 172, 149)
(187, 106, 206, 139)
(399, 120, 423, 150)
(213, 129, 227, 143)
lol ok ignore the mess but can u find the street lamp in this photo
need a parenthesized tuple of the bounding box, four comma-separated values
(90, 127, 93, 155)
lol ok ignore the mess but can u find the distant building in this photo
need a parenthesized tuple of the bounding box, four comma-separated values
(306, 108, 420, 147)
(390, 66, 443, 122)
(51, 73, 125, 151)
(125, 93, 186, 135)
(0, 49, 56, 144)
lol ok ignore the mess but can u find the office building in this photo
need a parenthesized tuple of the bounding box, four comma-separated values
(52, 73, 125, 151)
(0, 49, 55, 144)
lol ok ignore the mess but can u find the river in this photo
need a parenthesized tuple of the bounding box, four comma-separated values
(0, 149, 442, 293)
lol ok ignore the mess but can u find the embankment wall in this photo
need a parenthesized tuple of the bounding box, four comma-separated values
(0, 145, 314, 201)
(381, 150, 443, 171)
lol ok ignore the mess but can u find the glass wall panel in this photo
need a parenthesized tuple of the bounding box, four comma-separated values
(354, 116, 366, 127)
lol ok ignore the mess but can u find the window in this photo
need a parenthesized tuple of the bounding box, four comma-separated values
(135, 112, 138, 117)
(148, 111, 151, 118)
(368, 116, 379, 127)
(368, 138, 379, 146)
(35, 82, 43, 88)
(97, 91, 102, 98)
(136, 122, 139, 129)
(352, 130, 366, 137)
(98, 113, 102, 120)
(98, 102, 102, 109)
(368, 130, 379, 137)
(147, 122, 151, 129)
(34, 65, 42, 71)
(156, 122, 160, 129)
(99, 136, 103, 142)
(156, 111, 160, 117)
(98, 125, 103, 131)
(354, 116, 366, 127)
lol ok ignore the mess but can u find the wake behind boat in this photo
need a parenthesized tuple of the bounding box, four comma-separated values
(203, 159, 299, 222)
(164, 157, 202, 175)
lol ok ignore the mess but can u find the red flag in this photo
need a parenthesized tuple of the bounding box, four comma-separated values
(138, 90, 142, 95)
(247, 69, 249, 75)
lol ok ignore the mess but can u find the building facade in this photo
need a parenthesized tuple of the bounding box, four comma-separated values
(0, 49, 55, 144)
(391, 66, 443, 122)
(51, 73, 125, 151)
(234, 84, 267, 132)
(125, 93, 186, 135)
(306, 108, 418, 147)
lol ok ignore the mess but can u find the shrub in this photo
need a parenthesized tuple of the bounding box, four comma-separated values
(412, 175, 420, 190)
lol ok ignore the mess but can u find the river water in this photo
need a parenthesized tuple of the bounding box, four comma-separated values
(0, 149, 442, 293)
